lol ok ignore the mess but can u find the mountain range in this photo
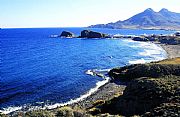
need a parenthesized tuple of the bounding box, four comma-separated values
(89, 8, 180, 30)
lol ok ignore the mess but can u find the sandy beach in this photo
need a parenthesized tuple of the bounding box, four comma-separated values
(160, 44, 180, 58)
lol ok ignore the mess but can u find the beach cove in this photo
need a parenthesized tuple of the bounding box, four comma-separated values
(0, 28, 179, 117)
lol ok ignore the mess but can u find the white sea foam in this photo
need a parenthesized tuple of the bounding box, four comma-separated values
(129, 58, 146, 64)
(94, 69, 111, 72)
(0, 106, 22, 115)
(85, 69, 111, 77)
(45, 75, 110, 109)
(0, 69, 110, 114)
(85, 69, 95, 76)
(128, 41, 167, 64)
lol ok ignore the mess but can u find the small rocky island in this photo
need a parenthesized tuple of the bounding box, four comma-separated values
(79, 30, 108, 38)
(58, 29, 180, 45)
(60, 31, 75, 38)
(59, 30, 109, 38)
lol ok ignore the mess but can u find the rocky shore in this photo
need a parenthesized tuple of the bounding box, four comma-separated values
(1, 33, 180, 117)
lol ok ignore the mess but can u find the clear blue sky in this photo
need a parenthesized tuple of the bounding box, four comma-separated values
(0, 0, 180, 28)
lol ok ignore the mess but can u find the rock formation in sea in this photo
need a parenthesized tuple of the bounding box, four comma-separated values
(60, 31, 74, 38)
(132, 36, 149, 41)
(79, 30, 108, 38)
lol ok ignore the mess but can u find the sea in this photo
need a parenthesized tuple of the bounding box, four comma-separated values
(0, 28, 174, 114)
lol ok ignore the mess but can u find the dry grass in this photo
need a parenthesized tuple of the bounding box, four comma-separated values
(156, 57, 180, 64)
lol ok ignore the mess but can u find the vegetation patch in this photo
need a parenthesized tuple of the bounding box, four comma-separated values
(25, 110, 54, 117)
(109, 58, 180, 81)
(95, 75, 180, 116)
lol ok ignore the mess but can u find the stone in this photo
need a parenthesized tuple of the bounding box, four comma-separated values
(80, 30, 107, 38)
(132, 36, 149, 41)
(60, 31, 74, 38)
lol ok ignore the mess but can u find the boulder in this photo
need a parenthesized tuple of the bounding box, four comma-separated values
(60, 31, 74, 38)
(80, 30, 107, 38)
(132, 36, 149, 41)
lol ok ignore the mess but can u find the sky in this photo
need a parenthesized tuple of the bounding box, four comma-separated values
(0, 0, 180, 28)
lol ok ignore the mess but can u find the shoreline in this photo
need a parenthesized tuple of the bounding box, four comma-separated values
(2, 40, 180, 115)
(70, 42, 180, 110)
(70, 81, 126, 110)
(159, 44, 180, 58)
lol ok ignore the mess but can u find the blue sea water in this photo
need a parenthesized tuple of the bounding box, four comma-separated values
(0, 28, 174, 113)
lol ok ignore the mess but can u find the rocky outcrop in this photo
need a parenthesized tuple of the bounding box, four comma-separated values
(86, 58, 180, 116)
(60, 31, 74, 38)
(108, 63, 180, 81)
(132, 36, 149, 41)
(132, 34, 180, 45)
(80, 30, 108, 38)
(159, 36, 180, 45)
(98, 75, 180, 116)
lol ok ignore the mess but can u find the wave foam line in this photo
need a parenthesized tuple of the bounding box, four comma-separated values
(45, 76, 110, 109)
(0, 70, 110, 114)
(128, 42, 168, 64)
(129, 58, 146, 64)
(0, 106, 22, 115)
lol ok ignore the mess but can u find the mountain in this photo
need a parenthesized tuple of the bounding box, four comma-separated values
(89, 8, 180, 30)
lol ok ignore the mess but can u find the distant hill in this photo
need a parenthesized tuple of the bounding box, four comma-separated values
(89, 8, 180, 30)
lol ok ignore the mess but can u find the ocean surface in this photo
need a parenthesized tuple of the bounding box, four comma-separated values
(0, 28, 174, 113)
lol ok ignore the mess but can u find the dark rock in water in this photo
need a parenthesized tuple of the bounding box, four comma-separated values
(108, 64, 180, 81)
(60, 31, 74, 38)
(132, 36, 149, 41)
(81, 30, 90, 38)
(146, 35, 159, 41)
(175, 32, 180, 36)
(80, 30, 107, 38)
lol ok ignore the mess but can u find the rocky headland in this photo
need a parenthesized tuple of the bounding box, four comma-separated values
(89, 58, 180, 116)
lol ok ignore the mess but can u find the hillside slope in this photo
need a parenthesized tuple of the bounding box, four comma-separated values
(89, 8, 180, 30)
